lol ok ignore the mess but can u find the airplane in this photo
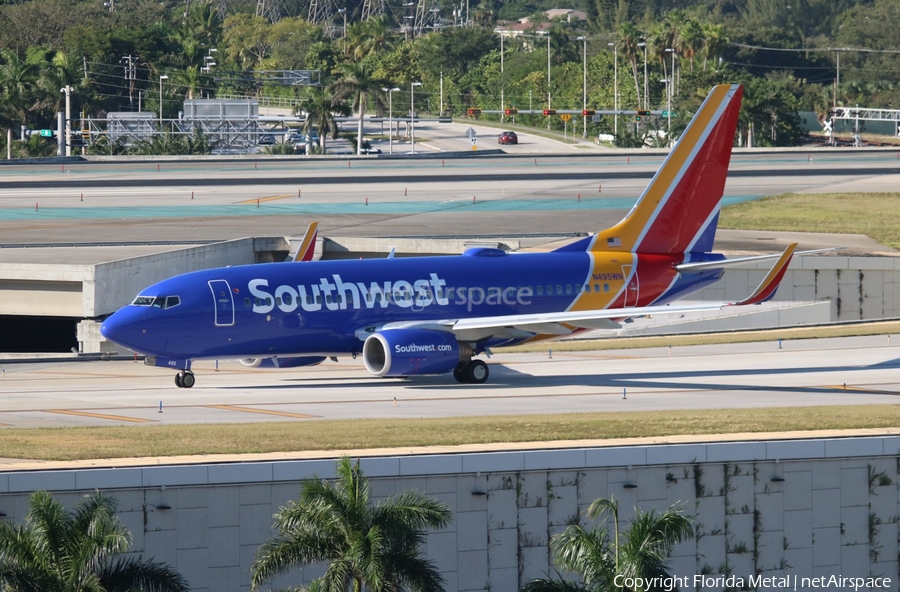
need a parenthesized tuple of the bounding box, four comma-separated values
(101, 84, 806, 389)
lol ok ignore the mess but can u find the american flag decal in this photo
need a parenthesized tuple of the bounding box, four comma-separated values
(607, 237, 622, 247)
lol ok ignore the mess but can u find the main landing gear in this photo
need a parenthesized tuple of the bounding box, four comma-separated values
(175, 371, 196, 388)
(453, 360, 489, 384)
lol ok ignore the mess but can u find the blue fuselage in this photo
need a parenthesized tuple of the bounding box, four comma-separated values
(100, 248, 724, 360)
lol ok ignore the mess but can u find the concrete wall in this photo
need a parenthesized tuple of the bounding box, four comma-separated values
(2, 436, 900, 591)
(696, 256, 900, 321)
(89, 239, 256, 316)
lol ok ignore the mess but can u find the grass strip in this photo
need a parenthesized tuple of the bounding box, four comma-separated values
(720, 192, 900, 249)
(4, 405, 900, 461)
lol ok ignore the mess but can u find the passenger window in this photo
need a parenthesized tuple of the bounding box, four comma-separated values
(283, 293, 292, 305)
(254, 297, 262, 306)
(326, 295, 332, 304)
(366, 293, 373, 303)
(593, 283, 599, 293)
(576, 284, 583, 293)
(244, 298, 251, 308)
(316, 295, 322, 304)
(604, 284, 610, 292)
(566, 285, 572, 295)
(536, 285, 543, 296)
(275, 297, 282, 306)
(546, 285, 552, 295)
(306, 295, 313, 305)
(556, 285, 562, 295)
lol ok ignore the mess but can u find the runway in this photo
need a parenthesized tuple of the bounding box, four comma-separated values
(1, 334, 898, 428)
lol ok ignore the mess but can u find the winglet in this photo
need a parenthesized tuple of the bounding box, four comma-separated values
(731, 243, 797, 306)
(292, 222, 319, 262)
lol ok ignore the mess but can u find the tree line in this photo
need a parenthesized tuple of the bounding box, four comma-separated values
(0, 457, 694, 591)
(0, 0, 896, 155)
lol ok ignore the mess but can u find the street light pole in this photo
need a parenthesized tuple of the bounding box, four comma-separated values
(608, 42, 618, 136)
(383, 87, 399, 154)
(410, 81, 422, 153)
(158, 75, 168, 127)
(59, 85, 71, 157)
(578, 36, 586, 138)
(665, 48, 674, 139)
(637, 41, 647, 109)
(338, 8, 347, 54)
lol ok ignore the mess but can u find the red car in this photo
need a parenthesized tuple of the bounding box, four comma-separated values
(498, 131, 518, 145)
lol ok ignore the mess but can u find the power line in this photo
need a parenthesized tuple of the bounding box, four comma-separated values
(730, 42, 900, 55)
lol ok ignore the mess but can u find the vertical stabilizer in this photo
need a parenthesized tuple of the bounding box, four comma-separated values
(593, 84, 743, 255)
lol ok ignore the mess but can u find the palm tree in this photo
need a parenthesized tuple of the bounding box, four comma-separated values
(616, 23, 643, 111)
(251, 456, 452, 592)
(0, 490, 189, 592)
(344, 17, 392, 62)
(701, 23, 729, 72)
(299, 89, 350, 152)
(523, 496, 693, 592)
(329, 62, 389, 155)
(0, 49, 39, 129)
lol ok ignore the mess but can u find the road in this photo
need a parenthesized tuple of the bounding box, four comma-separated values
(0, 335, 897, 428)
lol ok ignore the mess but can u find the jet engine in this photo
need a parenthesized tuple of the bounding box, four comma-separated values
(363, 329, 471, 377)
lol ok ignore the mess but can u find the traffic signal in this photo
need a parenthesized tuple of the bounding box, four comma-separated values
(582, 109, 596, 116)
(636, 110, 650, 116)
(466, 108, 482, 116)
(542, 109, 557, 116)
(504, 108, 518, 116)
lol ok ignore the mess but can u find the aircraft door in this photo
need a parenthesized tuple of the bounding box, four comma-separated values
(208, 279, 235, 326)
(621, 265, 639, 307)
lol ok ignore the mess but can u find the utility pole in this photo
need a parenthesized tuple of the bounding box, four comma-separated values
(59, 85, 72, 157)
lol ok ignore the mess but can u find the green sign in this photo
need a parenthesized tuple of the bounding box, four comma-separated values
(39, 129, 53, 137)
(661, 111, 675, 117)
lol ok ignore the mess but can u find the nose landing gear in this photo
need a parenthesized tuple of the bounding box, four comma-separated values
(175, 371, 196, 388)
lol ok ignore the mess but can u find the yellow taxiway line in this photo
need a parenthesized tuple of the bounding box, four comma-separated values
(236, 194, 292, 205)
(205, 404, 318, 419)
(44, 409, 155, 423)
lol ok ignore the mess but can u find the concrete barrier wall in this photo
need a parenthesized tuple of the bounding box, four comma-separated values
(2, 437, 900, 592)
(89, 239, 256, 316)
(696, 257, 900, 321)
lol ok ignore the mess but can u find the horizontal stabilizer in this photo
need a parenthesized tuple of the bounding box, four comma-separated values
(677, 247, 842, 273)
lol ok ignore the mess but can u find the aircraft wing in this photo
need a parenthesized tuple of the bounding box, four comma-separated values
(374, 243, 798, 338)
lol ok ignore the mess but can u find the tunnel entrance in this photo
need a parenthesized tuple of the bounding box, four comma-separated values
(0, 316, 79, 353)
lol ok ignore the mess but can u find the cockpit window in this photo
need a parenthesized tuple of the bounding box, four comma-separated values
(132, 295, 181, 309)
(132, 296, 156, 306)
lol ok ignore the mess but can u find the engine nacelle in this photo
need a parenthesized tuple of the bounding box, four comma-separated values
(363, 329, 470, 377)
(239, 356, 326, 369)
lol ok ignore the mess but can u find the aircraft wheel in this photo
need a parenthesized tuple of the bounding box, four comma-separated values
(181, 371, 196, 388)
(465, 360, 489, 384)
(453, 363, 467, 383)
(175, 372, 184, 388)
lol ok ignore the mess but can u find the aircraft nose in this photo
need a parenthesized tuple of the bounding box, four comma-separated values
(101, 308, 164, 354)
(100, 310, 132, 348)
